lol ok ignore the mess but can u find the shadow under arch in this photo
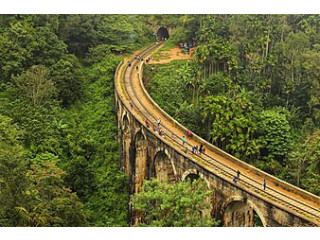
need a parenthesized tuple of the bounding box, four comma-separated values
(153, 150, 175, 184)
(156, 26, 169, 41)
(133, 128, 147, 146)
(181, 169, 210, 188)
(222, 196, 267, 227)
(122, 113, 130, 134)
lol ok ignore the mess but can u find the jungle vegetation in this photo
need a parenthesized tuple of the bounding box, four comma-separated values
(0, 14, 154, 227)
(145, 14, 320, 196)
(0, 14, 319, 227)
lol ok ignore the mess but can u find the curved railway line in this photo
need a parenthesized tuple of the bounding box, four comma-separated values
(115, 42, 320, 226)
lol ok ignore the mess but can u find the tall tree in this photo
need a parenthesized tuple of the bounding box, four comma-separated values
(15, 65, 55, 107)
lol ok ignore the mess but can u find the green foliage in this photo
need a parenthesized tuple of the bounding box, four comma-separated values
(15, 65, 56, 106)
(85, 44, 111, 64)
(146, 61, 191, 115)
(0, 116, 87, 226)
(0, 114, 27, 226)
(285, 130, 320, 195)
(2, 13, 320, 227)
(0, 14, 152, 226)
(0, 20, 67, 82)
(60, 53, 129, 226)
(146, 14, 320, 196)
(50, 54, 83, 106)
(16, 153, 88, 227)
(258, 108, 292, 163)
(131, 178, 220, 227)
(58, 15, 154, 56)
(201, 90, 263, 161)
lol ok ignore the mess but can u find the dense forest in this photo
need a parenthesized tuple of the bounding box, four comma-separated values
(0, 14, 319, 227)
(0, 14, 157, 227)
(145, 14, 320, 196)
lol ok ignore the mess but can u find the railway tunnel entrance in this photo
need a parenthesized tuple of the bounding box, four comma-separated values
(156, 27, 169, 41)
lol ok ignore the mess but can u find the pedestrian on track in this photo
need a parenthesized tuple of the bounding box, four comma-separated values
(233, 176, 238, 184)
(199, 143, 203, 154)
(237, 170, 241, 179)
(181, 136, 186, 145)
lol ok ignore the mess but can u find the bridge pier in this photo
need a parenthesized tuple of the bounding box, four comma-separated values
(134, 139, 148, 193)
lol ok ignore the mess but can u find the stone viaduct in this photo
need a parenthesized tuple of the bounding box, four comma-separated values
(114, 28, 320, 227)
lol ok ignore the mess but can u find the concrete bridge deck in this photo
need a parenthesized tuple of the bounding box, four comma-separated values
(115, 43, 320, 226)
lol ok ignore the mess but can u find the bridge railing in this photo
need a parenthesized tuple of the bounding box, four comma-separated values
(136, 48, 320, 207)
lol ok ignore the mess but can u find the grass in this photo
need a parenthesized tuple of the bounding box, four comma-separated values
(151, 41, 178, 61)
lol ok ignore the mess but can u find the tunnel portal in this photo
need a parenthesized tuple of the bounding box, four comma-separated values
(156, 27, 169, 41)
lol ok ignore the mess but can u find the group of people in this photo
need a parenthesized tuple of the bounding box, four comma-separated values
(134, 55, 151, 63)
(144, 117, 269, 191)
(181, 133, 206, 156)
(145, 118, 164, 137)
(233, 170, 267, 190)
(129, 55, 151, 72)
(190, 143, 206, 155)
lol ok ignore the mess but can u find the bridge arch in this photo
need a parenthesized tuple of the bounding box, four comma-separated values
(122, 112, 131, 133)
(181, 169, 210, 188)
(222, 196, 267, 227)
(134, 128, 147, 146)
(153, 150, 176, 183)
(156, 26, 169, 41)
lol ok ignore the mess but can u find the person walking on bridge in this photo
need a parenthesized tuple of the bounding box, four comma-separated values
(157, 118, 161, 127)
(187, 130, 193, 139)
(237, 170, 241, 179)
(263, 179, 267, 190)
(199, 143, 203, 154)
(182, 136, 186, 145)
(233, 176, 238, 184)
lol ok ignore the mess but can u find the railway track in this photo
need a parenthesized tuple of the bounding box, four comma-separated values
(117, 42, 320, 225)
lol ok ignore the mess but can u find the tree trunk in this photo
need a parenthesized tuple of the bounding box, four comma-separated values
(265, 29, 270, 59)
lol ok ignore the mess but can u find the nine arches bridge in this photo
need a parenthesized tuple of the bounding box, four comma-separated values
(114, 41, 320, 227)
